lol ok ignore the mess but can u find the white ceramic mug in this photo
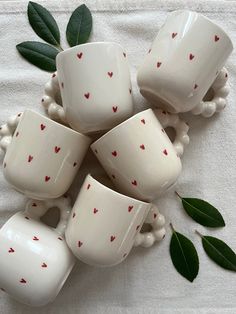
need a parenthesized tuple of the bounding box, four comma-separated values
(0, 110, 91, 199)
(65, 174, 166, 267)
(91, 109, 189, 201)
(41, 42, 134, 134)
(0, 197, 75, 306)
(137, 10, 233, 117)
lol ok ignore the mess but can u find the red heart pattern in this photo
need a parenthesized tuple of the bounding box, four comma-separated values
(131, 180, 137, 186)
(8, 248, 14, 253)
(172, 32, 177, 38)
(45, 176, 50, 182)
(215, 35, 220, 42)
(157, 62, 162, 68)
(112, 106, 118, 113)
(40, 124, 46, 130)
(84, 92, 90, 99)
(163, 149, 168, 156)
(189, 53, 195, 60)
(107, 71, 113, 78)
(140, 144, 145, 150)
(20, 278, 26, 284)
(128, 206, 133, 212)
(78, 241, 83, 247)
(194, 84, 198, 89)
(87, 184, 91, 190)
(112, 150, 117, 157)
(141, 119, 145, 124)
(110, 235, 116, 242)
(52, 73, 56, 78)
(33, 236, 39, 241)
(93, 208, 98, 214)
(54, 146, 61, 153)
(77, 52, 83, 59)
(72, 213, 76, 218)
(73, 162, 77, 167)
(28, 155, 33, 162)
(41, 263, 47, 268)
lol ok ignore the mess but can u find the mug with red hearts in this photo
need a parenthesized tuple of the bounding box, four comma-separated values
(91, 109, 189, 201)
(0, 110, 91, 200)
(137, 10, 233, 117)
(42, 42, 134, 134)
(65, 174, 166, 267)
(0, 197, 75, 306)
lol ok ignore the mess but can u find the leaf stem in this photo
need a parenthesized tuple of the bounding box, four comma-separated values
(175, 191, 182, 199)
(195, 230, 203, 238)
(170, 223, 175, 232)
(56, 44, 64, 51)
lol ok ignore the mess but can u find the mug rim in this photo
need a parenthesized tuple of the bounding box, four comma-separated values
(171, 10, 233, 49)
(91, 108, 153, 147)
(87, 174, 150, 206)
(22, 110, 91, 142)
(56, 41, 125, 59)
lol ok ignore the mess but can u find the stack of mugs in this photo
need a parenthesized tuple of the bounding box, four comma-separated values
(0, 10, 233, 306)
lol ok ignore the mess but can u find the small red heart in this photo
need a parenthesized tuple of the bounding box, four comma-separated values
(112, 106, 118, 113)
(110, 235, 116, 242)
(129, 88, 132, 94)
(194, 84, 198, 89)
(52, 73, 56, 78)
(140, 144, 145, 150)
(73, 162, 77, 167)
(163, 149, 168, 156)
(141, 119, 145, 124)
(148, 48, 152, 53)
(107, 71, 113, 78)
(128, 206, 133, 212)
(78, 241, 83, 247)
(25, 216, 30, 220)
(40, 124, 46, 130)
(154, 213, 157, 219)
(32, 203, 37, 207)
(111, 150, 117, 157)
(87, 184, 91, 190)
(61, 82, 64, 88)
(45, 176, 50, 182)
(93, 208, 98, 214)
(72, 212, 76, 218)
(77, 52, 83, 59)
(33, 236, 39, 241)
(84, 92, 90, 99)
(172, 32, 177, 38)
(58, 237, 63, 241)
(41, 263, 47, 268)
(123, 52, 126, 57)
(8, 248, 14, 253)
(189, 53, 195, 60)
(136, 225, 140, 231)
(54, 146, 61, 153)
(20, 278, 26, 284)
(111, 174, 116, 179)
(131, 180, 137, 186)
(157, 62, 162, 68)
(16, 131, 19, 137)
(28, 155, 33, 163)
(214, 35, 220, 42)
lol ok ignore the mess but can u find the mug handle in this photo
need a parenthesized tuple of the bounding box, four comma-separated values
(191, 67, 229, 118)
(154, 109, 190, 157)
(41, 72, 68, 124)
(0, 113, 22, 152)
(23, 196, 72, 236)
(133, 205, 166, 248)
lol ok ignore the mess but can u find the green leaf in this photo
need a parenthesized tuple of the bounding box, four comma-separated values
(16, 41, 59, 72)
(197, 232, 236, 272)
(28, 1, 60, 46)
(66, 4, 92, 47)
(170, 224, 199, 282)
(176, 192, 225, 228)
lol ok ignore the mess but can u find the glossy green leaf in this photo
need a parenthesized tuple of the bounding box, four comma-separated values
(66, 4, 92, 47)
(198, 232, 236, 271)
(170, 224, 199, 282)
(16, 41, 59, 72)
(28, 1, 60, 46)
(176, 192, 225, 228)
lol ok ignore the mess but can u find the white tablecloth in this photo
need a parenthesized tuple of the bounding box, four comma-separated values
(0, 0, 236, 313)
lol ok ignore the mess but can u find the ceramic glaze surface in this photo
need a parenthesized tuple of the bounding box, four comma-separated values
(1, 110, 91, 199)
(137, 10, 233, 114)
(91, 109, 189, 201)
(43, 42, 134, 134)
(65, 175, 166, 267)
(0, 197, 75, 306)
